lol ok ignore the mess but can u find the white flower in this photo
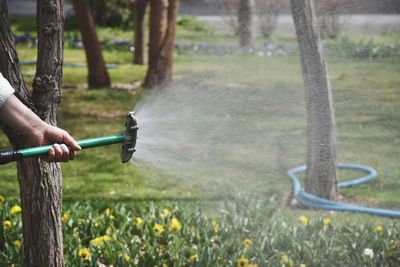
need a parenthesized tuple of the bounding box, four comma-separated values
(363, 248, 374, 259)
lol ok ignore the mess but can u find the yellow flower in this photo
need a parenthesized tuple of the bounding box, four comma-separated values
(300, 264, 306, 267)
(161, 208, 171, 218)
(90, 237, 103, 246)
(169, 217, 182, 231)
(11, 205, 22, 214)
(90, 235, 111, 246)
(78, 248, 90, 261)
(124, 254, 131, 263)
(13, 240, 22, 248)
(136, 217, 144, 229)
(0, 195, 6, 205)
(189, 254, 198, 262)
(243, 238, 253, 247)
(153, 223, 165, 234)
(105, 208, 111, 216)
(280, 255, 293, 266)
(3, 220, 12, 229)
(106, 226, 112, 234)
(61, 213, 70, 223)
(94, 222, 99, 228)
(298, 215, 308, 226)
(211, 220, 219, 233)
(323, 217, 331, 226)
(373, 225, 383, 234)
(237, 257, 249, 267)
(104, 208, 115, 220)
(323, 217, 331, 231)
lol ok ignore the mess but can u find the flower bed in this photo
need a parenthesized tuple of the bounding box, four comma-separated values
(0, 196, 399, 266)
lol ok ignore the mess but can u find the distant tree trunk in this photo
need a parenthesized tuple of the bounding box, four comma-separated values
(143, 0, 179, 88)
(316, 0, 340, 39)
(255, 0, 282, 39)
(290, 0, 337, 200)
(133, 0, 147, 65)
(218, 0, 239, 36)
(0, 0, 65, 266)
(71, 0, 110, 88)
(238, 0, 254, 49)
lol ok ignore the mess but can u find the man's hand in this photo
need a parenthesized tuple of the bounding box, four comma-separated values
(0, 95, 81, 163)
(26, 124, 81, 162)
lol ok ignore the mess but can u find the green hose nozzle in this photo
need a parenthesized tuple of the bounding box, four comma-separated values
(0, 112, 138, 164)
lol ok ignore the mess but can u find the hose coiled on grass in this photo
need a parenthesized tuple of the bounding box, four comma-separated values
(288, 163, 400, 218)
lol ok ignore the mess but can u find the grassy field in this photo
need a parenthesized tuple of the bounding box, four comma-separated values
(0, 17, 399, 266)
(1, 17, 400, 209)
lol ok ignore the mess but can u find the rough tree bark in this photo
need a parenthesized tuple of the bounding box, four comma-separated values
(0, 0, 65, 265)
(290, 0, 337, 200)
(143, 0, 179, 88)
(71, 0, 110, 88)
(238, 0, 254, 49)
(133, 0, 147, 65)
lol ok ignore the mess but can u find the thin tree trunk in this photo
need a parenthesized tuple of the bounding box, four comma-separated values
(238, 0, 254, 49)
(290, 0, 337, 200)
(71, 0, 110, 89)
(133, 0, 147, 65)
(143, 0, 179, 88)
(0, 0, 65, 265)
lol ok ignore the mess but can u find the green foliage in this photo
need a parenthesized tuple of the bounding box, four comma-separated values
(10, 17, 36, 33)
(0, 197, 398, 266)
(177, 16, 214, 35)
(326, 35, 400, 60)
(88, 0, 134, 29)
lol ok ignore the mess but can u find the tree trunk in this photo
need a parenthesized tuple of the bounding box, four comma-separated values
(133, 0, 147, 65)
(290, 0, 337, 200)
(0, 0, 65, 265)
(238, 0, 254, 49)
(143, 0, 179, 88)
(71, 0, 110, 89)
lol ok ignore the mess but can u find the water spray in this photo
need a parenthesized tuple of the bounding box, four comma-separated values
(0, 112, 138, 164)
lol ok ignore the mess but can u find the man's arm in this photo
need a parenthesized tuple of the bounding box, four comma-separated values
(0, 73, 80, 162)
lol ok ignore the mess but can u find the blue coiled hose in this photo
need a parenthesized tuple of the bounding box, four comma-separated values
(287, 163, 400, 218)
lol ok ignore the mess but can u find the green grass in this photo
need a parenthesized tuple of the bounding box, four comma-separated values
(1, 45, 399, 208)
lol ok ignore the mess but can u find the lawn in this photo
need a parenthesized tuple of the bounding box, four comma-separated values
(0, 17, 399, 266)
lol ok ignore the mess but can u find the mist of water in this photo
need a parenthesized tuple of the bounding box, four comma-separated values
(131, 70, 306, 197)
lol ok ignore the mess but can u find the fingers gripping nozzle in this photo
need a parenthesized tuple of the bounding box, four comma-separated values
(121, 112, 138, 163)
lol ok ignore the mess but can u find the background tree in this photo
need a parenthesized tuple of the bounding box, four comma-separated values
(255, 0, 283, 39)
(71, 0, 110, 89)
(290, 0, 337, 200)
(217, 0, 239, 36)
(0, 0, 65, 265)
(237, 0, 255, 49)
(316, 0, 341, 39)
(143, 0, 180, 88)
(131, 0, 148, 65)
